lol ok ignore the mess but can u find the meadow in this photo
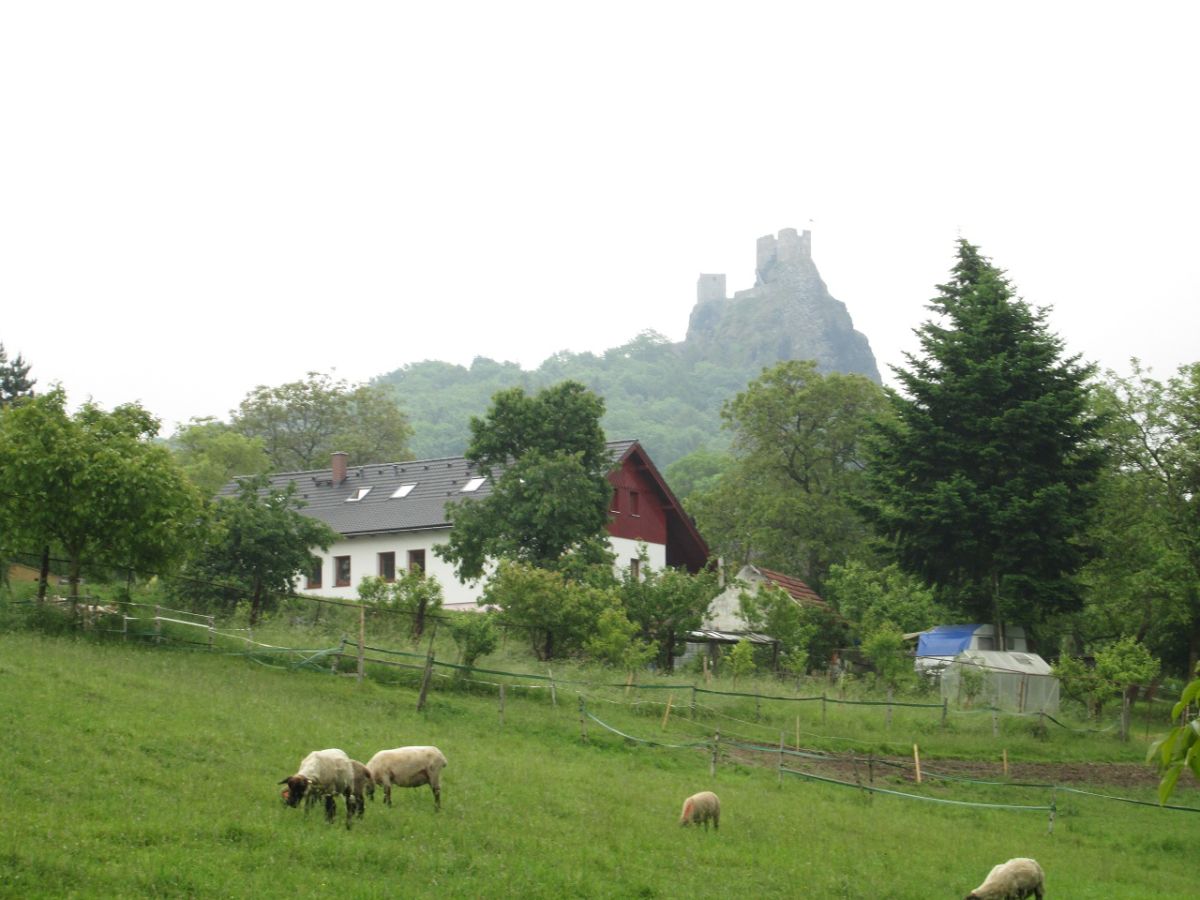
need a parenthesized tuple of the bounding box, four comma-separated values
(1, 622, 1196, 898)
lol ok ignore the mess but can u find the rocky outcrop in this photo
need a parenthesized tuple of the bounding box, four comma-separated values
(684, 228, 880, 382)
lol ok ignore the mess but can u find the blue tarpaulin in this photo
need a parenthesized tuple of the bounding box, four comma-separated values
(916, 625, 979, 657)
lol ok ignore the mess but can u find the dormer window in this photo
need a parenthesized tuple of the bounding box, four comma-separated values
(461, 477, 486, 492)
(391, 483, 417, 499)
(346, 487, 372, 502)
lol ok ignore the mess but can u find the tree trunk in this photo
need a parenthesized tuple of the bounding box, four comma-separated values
(36, 545, 50, 602)
(665, 628, 676, 673)
(68, 555, 82, 599)
(991, 572, 1004, 651)
(249, 576, 263, 626)
(413, 598, 427, 643)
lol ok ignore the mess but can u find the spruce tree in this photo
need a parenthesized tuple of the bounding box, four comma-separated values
(863, 240, 1104, 638)
(0, 343, 35, 407)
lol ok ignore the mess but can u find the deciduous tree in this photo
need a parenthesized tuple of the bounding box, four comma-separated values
(179, 475, 336, 624)
(689, 360, 888, 590)
(231, 372, 413, 471)
(436, 381, 613, 581)
(358, 569, 445, 642)
(0, 389, 203, 597)
(171, 417, 271, 495)
(620, 557, 718, 671)
(482, 560, 620, 660)
(1082, 361, 1200, 677)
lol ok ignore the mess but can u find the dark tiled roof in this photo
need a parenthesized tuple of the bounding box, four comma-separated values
(220, 440, 639, 538)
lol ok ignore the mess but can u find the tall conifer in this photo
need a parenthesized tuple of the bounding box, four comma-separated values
(863, 240, 1104, 637)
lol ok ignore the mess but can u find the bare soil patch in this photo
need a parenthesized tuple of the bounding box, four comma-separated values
(729, 744, 1200, 796)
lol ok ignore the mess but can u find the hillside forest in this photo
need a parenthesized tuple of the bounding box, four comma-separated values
(2, 240, 1200, 723)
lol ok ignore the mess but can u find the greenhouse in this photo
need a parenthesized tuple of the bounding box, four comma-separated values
(939, 649, 1060, 713)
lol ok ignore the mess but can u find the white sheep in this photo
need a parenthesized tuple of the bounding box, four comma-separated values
(964, 857, 1045, 899)
(279, 748, 357, 828)
(678, 791, 720, 830)
(349, 758, 374, 817)
(365, 746, 447, 811)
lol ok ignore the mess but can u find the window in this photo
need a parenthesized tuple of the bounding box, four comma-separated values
(461, 476, 486, 492)
(408, 549, 426, 574)
(378, 552, 396, 582)
(391, 483, 416, 499)
(629, 490, 640, 516)
(306, 558, 323, 589)
(629, 557, 640, 580)
(335, 555, 351, 587)
(610, 489, 620, 513)
(346, 487, 372, 502)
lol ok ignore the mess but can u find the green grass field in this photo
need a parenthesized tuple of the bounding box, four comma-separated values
(1, 629, 1195, 898)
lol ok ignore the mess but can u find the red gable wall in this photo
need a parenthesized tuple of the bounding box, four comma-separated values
(606, 456, 668, 545)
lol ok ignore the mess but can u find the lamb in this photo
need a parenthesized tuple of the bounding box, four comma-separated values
(964, 857, 1045, 899)
(279, 748, 358, 828)
(365, 746, 447, 810)
(678, 791, 720, 831)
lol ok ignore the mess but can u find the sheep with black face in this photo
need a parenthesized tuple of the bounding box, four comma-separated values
(279, 748, 357, 829)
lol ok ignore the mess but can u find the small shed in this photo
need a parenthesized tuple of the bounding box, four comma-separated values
(939, 649, 1060, 713)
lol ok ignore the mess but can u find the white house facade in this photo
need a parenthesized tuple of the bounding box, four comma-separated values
(225, 441, 706, 611)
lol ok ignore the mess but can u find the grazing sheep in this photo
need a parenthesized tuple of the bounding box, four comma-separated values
(365, 746, 447, 810)
(678, 791, 720, 831)
(965, 858, 1045, 900)
(349, 758, 374, 817)
(279, 748, 357, 828)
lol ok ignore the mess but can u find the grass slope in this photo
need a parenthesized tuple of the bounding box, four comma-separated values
(1, 633, 1192, 898)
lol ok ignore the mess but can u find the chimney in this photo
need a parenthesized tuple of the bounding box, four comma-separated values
(332, 451, 348, 485)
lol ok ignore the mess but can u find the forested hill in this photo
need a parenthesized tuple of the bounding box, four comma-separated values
(376, 228, 879, 469)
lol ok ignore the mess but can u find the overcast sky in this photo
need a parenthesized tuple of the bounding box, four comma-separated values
(3, 2, 1197, 434)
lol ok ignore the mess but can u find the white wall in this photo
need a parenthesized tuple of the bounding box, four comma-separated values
(609, 536, 666, 574)
(300, 532, 667, 609)
(298, 529, 484, 609)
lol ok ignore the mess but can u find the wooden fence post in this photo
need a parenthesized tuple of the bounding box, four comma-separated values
(548, 667, 557, 707)
(992, 710, 999, 738)
(690, 684, 697, 720)
(886, 687, 893, 730)
(913, 744, 922, 784)
(942, 698, 948, 728)
(416, 648, 435, 712)
(154, 606, 162, 644)
(778, 732, 785, 786)
(821, 692, 827, 725)
(661, 693, 674, 731)
(357, 604, 366, 682)
(710, 729, 720, 778)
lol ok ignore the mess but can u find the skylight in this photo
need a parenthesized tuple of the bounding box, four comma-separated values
(391, 483, 416, 499)
(461, 476, 486, 492)
(346, 487, 372, 502)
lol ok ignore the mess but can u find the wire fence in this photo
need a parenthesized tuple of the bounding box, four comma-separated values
(9, 592, 1196, 818)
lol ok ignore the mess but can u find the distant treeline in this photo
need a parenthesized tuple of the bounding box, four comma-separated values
(375, 330, 770, 469)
